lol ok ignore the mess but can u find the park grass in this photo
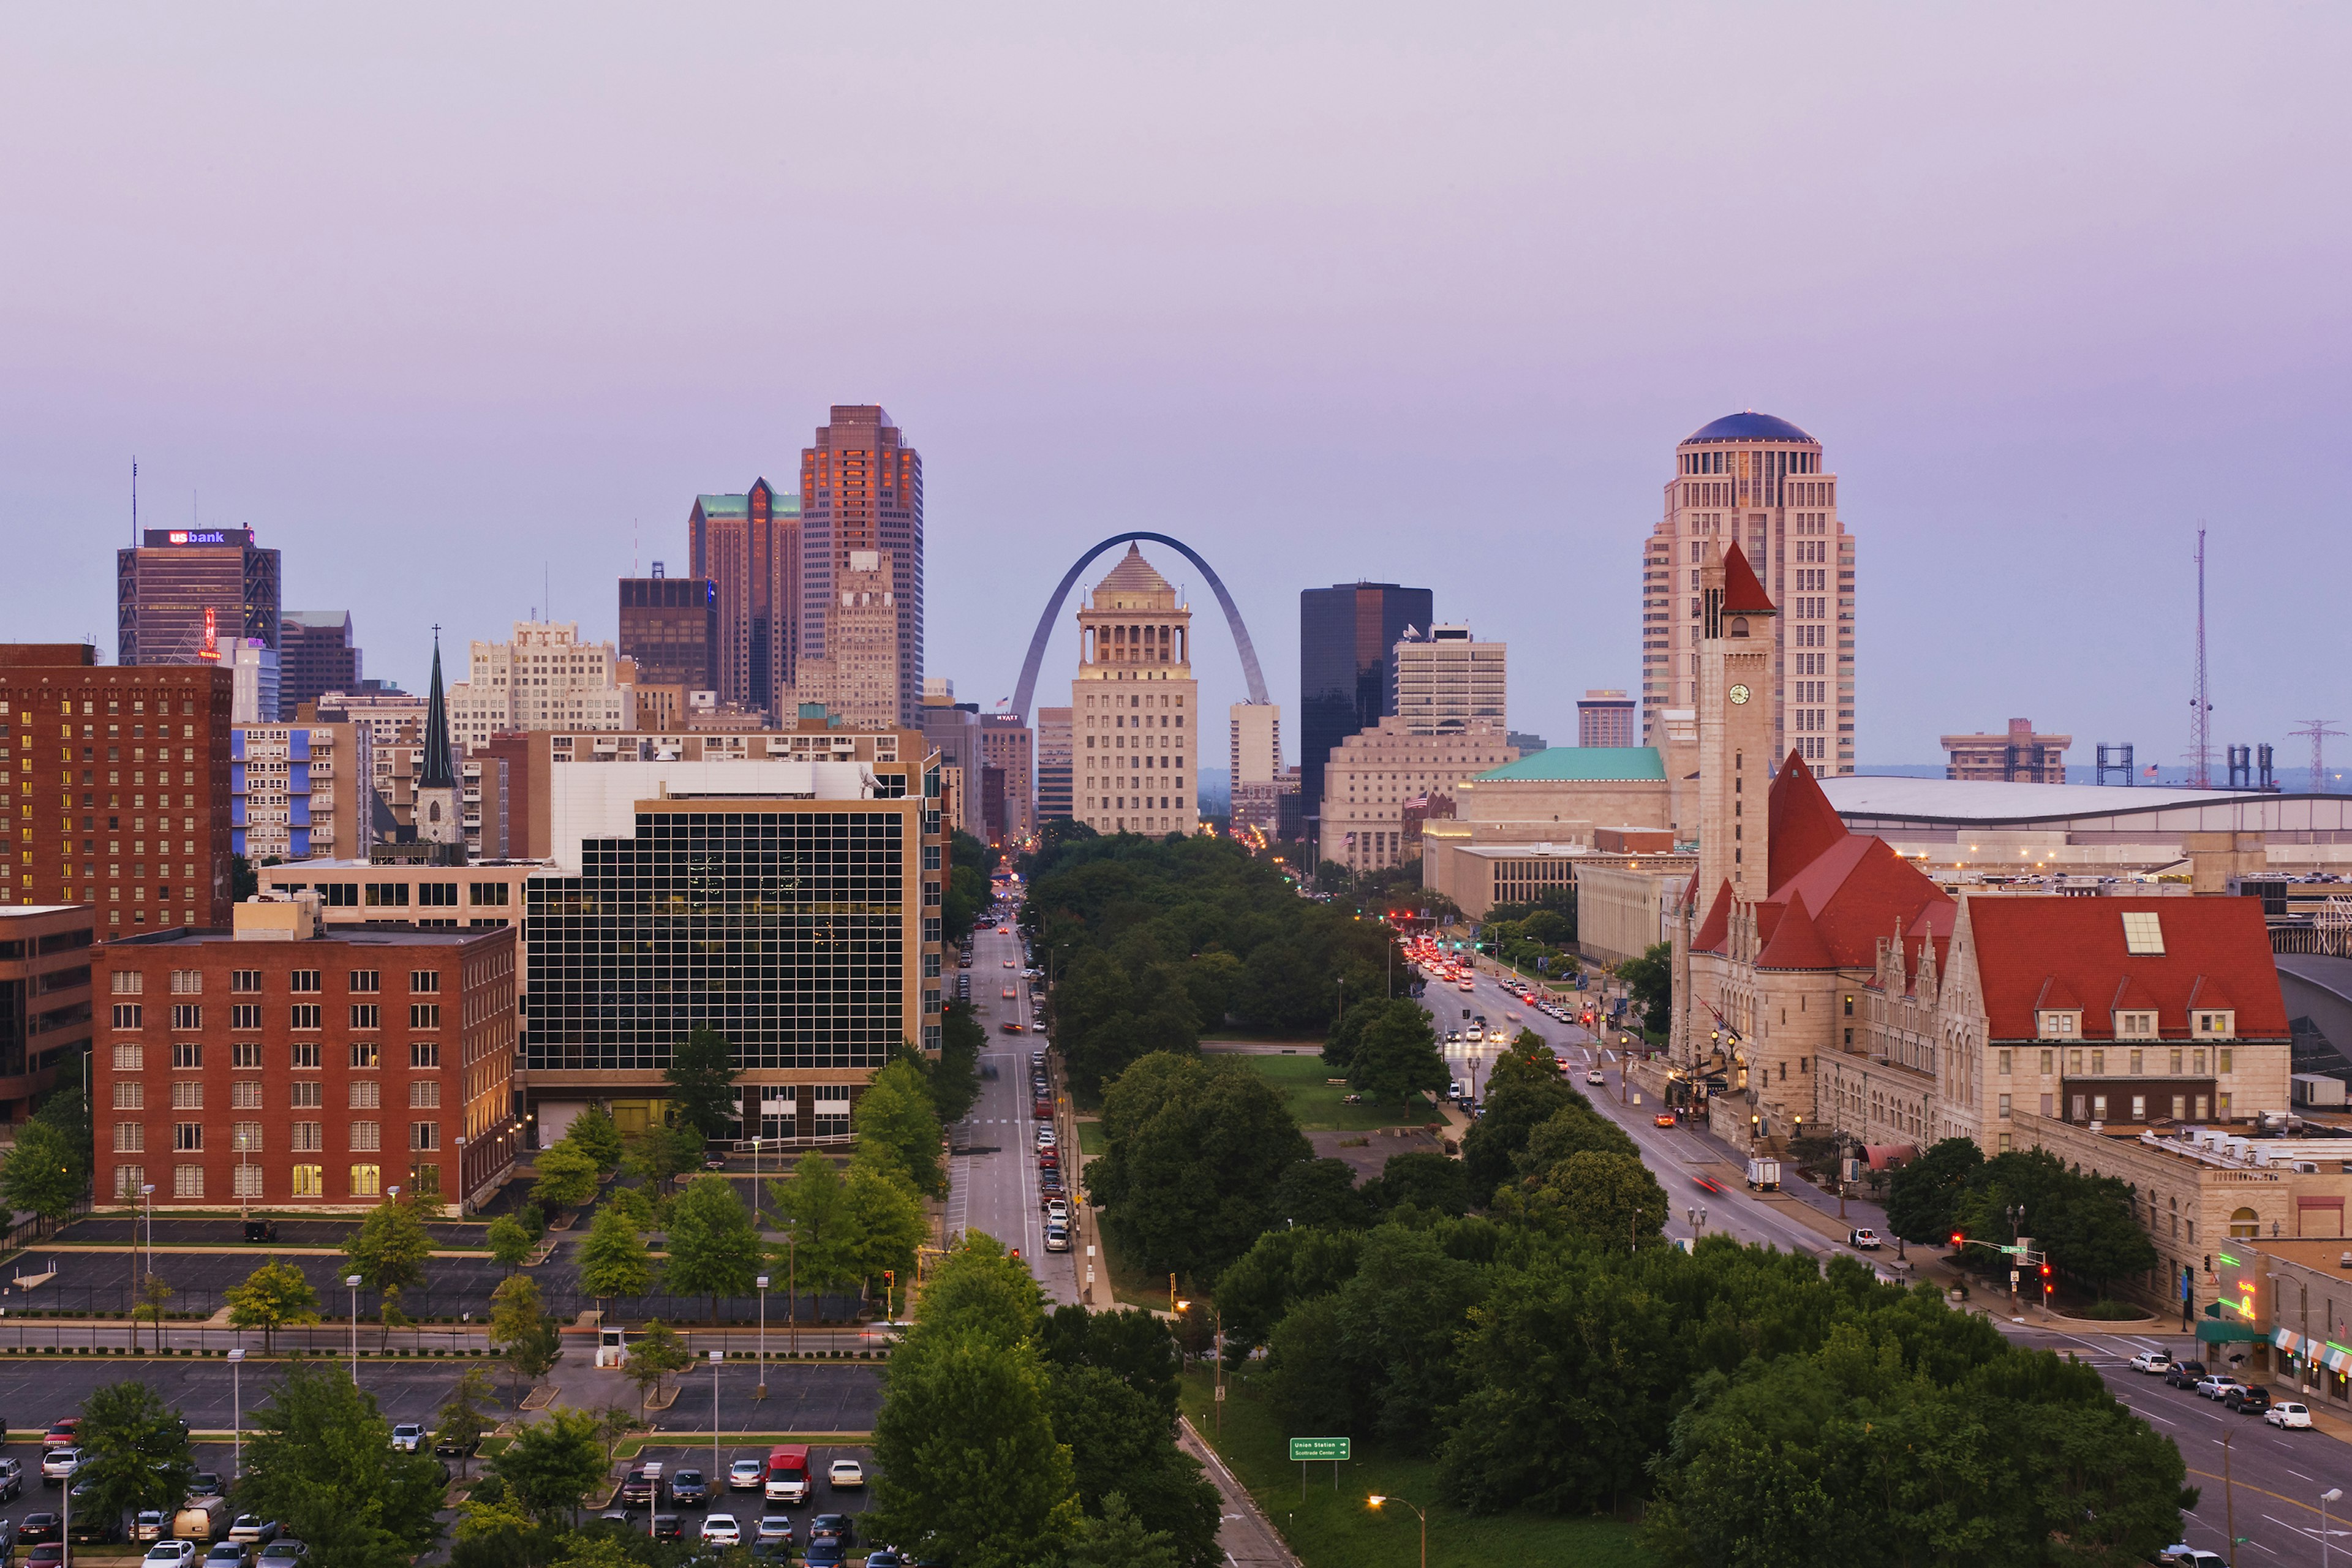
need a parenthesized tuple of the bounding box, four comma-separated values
(1178, 1369, 1653, 1568)
(1076, 1120, 1104, 1156)
(1230, 1051, 1435, 1133)
(1095, 1216, 1174, 1312)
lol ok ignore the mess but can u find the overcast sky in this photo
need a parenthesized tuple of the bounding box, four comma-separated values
(4, 4, 2346, 771)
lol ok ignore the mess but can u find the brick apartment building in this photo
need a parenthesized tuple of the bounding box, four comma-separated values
(97, 895, 518, 1214)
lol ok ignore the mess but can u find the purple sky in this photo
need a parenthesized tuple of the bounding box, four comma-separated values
(4, 6, 2347, 771)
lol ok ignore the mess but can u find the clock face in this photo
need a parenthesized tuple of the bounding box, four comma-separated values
(1728, 684, 1751, 706)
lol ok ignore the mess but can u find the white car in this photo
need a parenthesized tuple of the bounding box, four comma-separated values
(1044, 1199, 1069, 1223)
(41, 1448, 81, 1483)
(2266, 1401, 2314, 1429)
(145, 1546, 201, 1568)
(699, 1515, 741, 1547)
(2127, 1350, 2173, 1374)
(390, 1423, 424, 1453)
(728, 1459, 766, 1492)
(1487, 1028, 1510, 1044)
(755, 1518, 794, 1547)
(827, 1459, 866, 1490)
(1585, 1069, 1605, 1087)
(1847, 1229, 1881, 1250)
(1036, 1129, 1057, 1147)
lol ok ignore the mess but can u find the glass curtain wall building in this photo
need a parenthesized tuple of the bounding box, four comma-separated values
(1298, 582, 1430, 850)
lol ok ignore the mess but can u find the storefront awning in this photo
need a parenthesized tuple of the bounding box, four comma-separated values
(2198, 1319, 2264, 1345)
(1863, 1143, 1918, 1171)
(2276, 1325, 2352, 1373)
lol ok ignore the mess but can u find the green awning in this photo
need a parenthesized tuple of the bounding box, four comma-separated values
(2196, 1319, 2264, 1345)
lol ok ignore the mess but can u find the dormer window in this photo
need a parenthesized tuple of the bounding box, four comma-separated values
(2114, 1011, 2158, 1039)
(2038, 1011, 2079, 1038)
(2195, 1010, 2235, 1039)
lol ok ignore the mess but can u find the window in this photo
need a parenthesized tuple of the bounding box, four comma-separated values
(412, 1122, 440, 1151)
(170, 1080, 202, 1110)
(364, 884, 409, 908)
(2131, 1095, 2146, 1120)
(113, 1121, 143, 1152)
(2090, 1050, 2105, 1075)
(233, 1164, 262, 1199)
(230, 1080, 262, 1110)
(2230, 1207, 2259, 1239)
(112, 1082, 143, 1109)
(290, 1004, 322, 1030)
(2171, 1047, 2184, 1074)
(2040, 1093, 2054, 1116)
(111, 1003, 143, 1030)
(349, 1080, 380, 1109)
(2121, 910, 2165, 954)
(111, 972, 143, 995)
(169, 970, 202, 994)
(1997, 1049, 2011, 1076)
(410, 1004, 440, 1030)
(2197, 1012, 2236, 1039)
(350, 1004, 380, 1030)
(2039, 1011, 2078, 1038)
(1998, 1094, 2011, 1118)
(2116, 1011, 2156, 1038)
(351, 1041, 380, 1069)
(114, 1165, 146, 1197)
(469, 882, 510, 907)
(349, 970, 379, 993)
(290, 1082, 323, 1111)
(173, 1164, 203, 1199)
(231, 970, 260, 993)
(173, 1121, 202, 1152)
(233, 1120, 262, 1153)
(289, 970, 320, 993)
(418, 883, 459, 908)
(813, 1085, 854, 1138)
(2068, 1048, 2083, 1074)
(1998, 1133, 2013, 1153)
(350, 1122, 380, 1152)
(225, 1040, 260, 1069)
(410, 971, 441, 994)
(290, 1041, 322, 1069)
(349, 1163, 382, 1197)
(409, 1080, 442, 1108)
(113, 1043, 143, 1072)
(291, 1121, 323, 1151)
(172, 1042, 202, 1069)
(291, 1164, 323, 1196)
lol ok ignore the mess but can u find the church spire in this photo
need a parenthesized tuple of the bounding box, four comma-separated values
(420, 624, 456, 791)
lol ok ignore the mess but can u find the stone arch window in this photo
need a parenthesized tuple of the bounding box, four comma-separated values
(2230, 1207, 2260, 1239)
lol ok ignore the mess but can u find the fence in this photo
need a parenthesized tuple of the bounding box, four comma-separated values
(0, 1280, 872, 1325)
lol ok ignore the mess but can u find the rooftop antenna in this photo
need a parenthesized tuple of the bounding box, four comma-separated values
(2290, 720, 2345, 794)
(130, 457, 137, 545)
(2186, 524, 2213, 790)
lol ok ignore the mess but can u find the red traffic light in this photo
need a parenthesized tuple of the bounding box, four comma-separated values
(1950, 1232, 1964, 1247)
(2038, 1262, 2051, 1278)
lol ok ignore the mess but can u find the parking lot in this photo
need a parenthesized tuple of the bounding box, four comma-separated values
(611, 1443, 878, 1553)
(0, 1359, 488, 1434)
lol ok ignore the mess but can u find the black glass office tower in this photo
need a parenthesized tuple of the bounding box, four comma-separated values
(1298, 582, 1432, 845)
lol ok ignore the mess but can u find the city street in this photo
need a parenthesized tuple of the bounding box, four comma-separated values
(1419, 951, 2352, 1564)
(949, 914, 1079, 1306)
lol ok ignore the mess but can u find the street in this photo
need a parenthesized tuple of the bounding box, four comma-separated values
(949, 914, 1079, 1306)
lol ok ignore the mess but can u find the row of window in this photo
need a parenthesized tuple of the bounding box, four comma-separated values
(114, 1163, 436, 1200)
(113, 1079, 441, 1109)
(111, 1041, 444, 1071)
(114, 1121, 442, 1152)
(114, 1003, 442, 1031)
(115, 969, 442, 996)
(2032, 1012, 2236, 1041)
(1997, 1044, 2233, 1076)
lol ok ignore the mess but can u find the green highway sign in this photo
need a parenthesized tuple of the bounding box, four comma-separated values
(1289, 1438, 1351, 1462)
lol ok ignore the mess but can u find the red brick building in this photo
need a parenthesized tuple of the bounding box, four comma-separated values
(2, 644, 236, 935)
(97, 897, 519, 1213)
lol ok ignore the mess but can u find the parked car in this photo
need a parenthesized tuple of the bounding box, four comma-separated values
(1045, 1199, 1069, 1223)
(755, 1518, 794, 1547)
(699, 1516, 741, 1547)
(650, 1517, 685, 1543)
(802, 1544, 845, 1567)
(227, 1517, 280, 1545)
(2157, 1549, 2228, 1568)
(26, 1546, 65, 1568)
(204, 1541, 253, 1568)
(2225, 1386, 2272, 1415)
(667, 1469, 710, 1506)
(143, 1545, 200, 1568)
(435, 1433, 481, 1459)
(807, 1513, 856, 1547)
(134, 1511, 170, 1542)
(2163, 1360, 2208, 1389)
(1847, 1229, 1881, 1250)
(2194, 1374, 2244, 1401)
(728, 1460, 766, 1492)
(243, 1219, 279, 1243)
(19, 1515, 61, 1545)
(864, 1553, 908, 1568)
(390, 1423, 425, 1453)
(827, 1459, 866, 1491)
(0, 1457, 23, 1502)
(191, 1474, 223, 1501)
(2267, 1401, 2314, 1429)
(40, 1449, 80, 1486)
(1045, 1226, 1070, 1252)
(2127, 1350, 2173, 1374)
(41, 1421, 79, 1450)
(257, 1542, 306, 1567)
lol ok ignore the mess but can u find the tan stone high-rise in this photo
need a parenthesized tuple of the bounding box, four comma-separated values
(1072, 546, 1196, 837)
(1643, 413, 1853, 774)
(793, 550, 899, 729)
(800, 407, 922, 727)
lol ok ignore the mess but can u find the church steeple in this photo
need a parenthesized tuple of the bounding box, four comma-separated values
(421, 626, 456, 791)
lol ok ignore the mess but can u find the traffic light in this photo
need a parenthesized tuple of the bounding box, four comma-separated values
(1950, 1231, 1965, 1248)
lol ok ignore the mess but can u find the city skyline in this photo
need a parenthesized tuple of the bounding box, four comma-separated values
(6, 8, 2349, 769)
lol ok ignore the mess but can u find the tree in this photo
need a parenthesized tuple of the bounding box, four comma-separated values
(1063, 1493, 1180, 1568)
(1460, 1067, 1586, 1206)
(866, 1329, 1079, 1566)
(1363, 1151, 1471, 1218)
(771, 1151, 858, 1295)
(844, 1154, 930, 1309)
(237, 1360, 447, 1568)
(663, 1173, 760, 1320)
(1271, 1158, 1371, 1231)
(224, 1259, 322, 1352)
(663, 1027, 740, 1140)
(342, 1194, 433, 1298)
(489, 1274, 559, 1405)
(562, 1106, 625, 1174)
(1085, 1053, 1311, 1283)
(77, 1380, 195, 1528)
(529, 1143, 601, 1213)
(1046, 1366, 1219, 1568)
(132, 1272, 175, 1345)
(1496, 1149, 1669, 1249)
(853, 1060, 945, 1194)
(930, 1003, 986, 1125)
(576, 1202, 652, 1310)
(1885, 1136, 1986, 1245)
(486, 1215, 535, 1272)
(0, 1121, 84, 1234)
(1619, 941, 1673, 1038)
(434, 1365, 498, 1480)
(624, 1318, 692, 1410)
(491, 1409, 606, 1528)
(1349, 1002, 1449, 1110)
(620, 1120, 702, 1196)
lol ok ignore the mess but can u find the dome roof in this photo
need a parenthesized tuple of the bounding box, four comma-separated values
(1684, 411, 1816, 445)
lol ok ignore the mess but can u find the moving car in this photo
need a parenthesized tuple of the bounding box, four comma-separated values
(2127, 1349, 2172, 1373)
(1585, 1069, 1605, 1087)
(827, 1459, 866, 1491)
(2266, 1401, 2314, 1429)
(1654, 1112, 1676, 1128)
(390, 1423, 424, 1453)
(2157, 1550, 2228, 1567)
(1847, 1229, 1881, 1250)
(699, 1516, 742, 1547)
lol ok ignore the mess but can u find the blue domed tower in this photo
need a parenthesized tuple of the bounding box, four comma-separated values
(1642, 412, 1852, 783)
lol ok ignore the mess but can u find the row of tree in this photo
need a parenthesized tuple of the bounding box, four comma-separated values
(865, 1235, 1221, 1568)
(1884, 1137, 2161, 1298)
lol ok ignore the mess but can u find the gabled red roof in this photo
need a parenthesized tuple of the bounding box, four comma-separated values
(1693, 879, 1734, 954)
(2109, 976, 2160, 1014)
(2035, 976, 2084, 1013)
(1722, 542, 1776, 617)
(1769, 752, 1848, 891)
(1756, 891, 1834, 970)
(1969, 899, 2288, 1041)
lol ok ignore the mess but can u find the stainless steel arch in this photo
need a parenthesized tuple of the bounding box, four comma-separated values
(1010, 532, 1269, 722)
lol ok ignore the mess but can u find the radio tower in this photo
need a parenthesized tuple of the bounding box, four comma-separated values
(2291, 719, 2346, 794)
(2186, 526, 2213, 789)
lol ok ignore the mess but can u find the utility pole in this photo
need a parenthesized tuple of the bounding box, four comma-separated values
(2292, 720, 2346, 794)
(2187, 525, 2214, 790)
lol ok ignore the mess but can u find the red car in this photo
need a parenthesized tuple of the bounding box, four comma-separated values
(1654, 1112, 1676, 1128)
(41, 1421, 78, 1450)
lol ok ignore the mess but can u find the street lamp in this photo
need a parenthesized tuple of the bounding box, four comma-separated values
(1366, 1493, 1428, 1568)
(453, 1134, 467, 1217)
(755, 1276, 769, 1399)
(345, 1274, 363, 1381)
(2325, 1487, 2343, 1568)
(228, 1349, 246, 1484)
(750, 1137, 763, 1229)
(709, 1351, 725, 1482)
(137, 1183, 156, 1354)
(236, 1133, 249, 1224)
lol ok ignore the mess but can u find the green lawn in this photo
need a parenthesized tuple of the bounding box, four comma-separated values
(1232, 1051, 1437, 1133)
(1178, 1370, 1652, 1568)
(1076, 1119, 1105, 1156)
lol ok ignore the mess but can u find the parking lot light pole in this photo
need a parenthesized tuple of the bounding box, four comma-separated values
(346, 1274, 363, 1381)
(228, 1348, 246, 1483)
(755, 1276, 769, 1399)
(709, 1351, 724, 1482)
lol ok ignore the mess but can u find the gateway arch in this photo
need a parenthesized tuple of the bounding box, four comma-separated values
(1009, 532, 1270, 722)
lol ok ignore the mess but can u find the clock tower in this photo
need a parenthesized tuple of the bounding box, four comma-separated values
(1695, 541, 1778, 907)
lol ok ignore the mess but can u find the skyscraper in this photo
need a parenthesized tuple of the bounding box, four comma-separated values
(1393, 625, 1506, 735)
(799, 407, 923, 726)
(1577, 690, 1636, 748)
(981, 712, 1035, 845)
(279, 611, 360, 721)
(1035, 707, 1073, 824)
(618, 568, 719, 693)
(1643, 413, 1853, 773)
(1298, 583, 1431, 846)
(688, 480, 797, 716)
(1073, 546, 1197, 837)
(794, 551, 900, 729)
(445, 622, 635, 751)
(117, 527, 281, 670)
